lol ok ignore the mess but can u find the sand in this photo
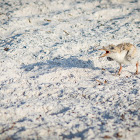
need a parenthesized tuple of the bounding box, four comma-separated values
(0, 0, 140, 139)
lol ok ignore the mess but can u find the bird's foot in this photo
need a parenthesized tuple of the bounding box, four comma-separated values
(134, 71, 139, 75)
(112, 73, 121, 76)
(117, 73, 121, 76)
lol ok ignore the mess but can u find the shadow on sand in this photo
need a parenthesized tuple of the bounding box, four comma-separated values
(20, 56, 100, 73)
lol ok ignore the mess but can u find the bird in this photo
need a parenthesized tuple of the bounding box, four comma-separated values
(100, 43, 139, 75)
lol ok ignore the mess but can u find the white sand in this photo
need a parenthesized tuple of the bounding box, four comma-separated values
(0, 0, 140, 139)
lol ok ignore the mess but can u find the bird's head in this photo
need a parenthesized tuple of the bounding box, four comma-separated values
(99, 45, 117, 61)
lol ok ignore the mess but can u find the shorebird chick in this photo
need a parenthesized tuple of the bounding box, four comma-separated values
(100, 43, 139, 75)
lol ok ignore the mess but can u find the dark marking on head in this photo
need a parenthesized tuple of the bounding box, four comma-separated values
(110, 46, 114, 50)
(108, 44, 115, 50)
(107, 57, 114, 61)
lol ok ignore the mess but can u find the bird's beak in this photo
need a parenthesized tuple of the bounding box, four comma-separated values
(99, 47, 110, 58)
(100, 53, 108, 57)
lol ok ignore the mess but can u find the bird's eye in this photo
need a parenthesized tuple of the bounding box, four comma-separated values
(106, 51, 110, 53)
(110, 47, 114, 50)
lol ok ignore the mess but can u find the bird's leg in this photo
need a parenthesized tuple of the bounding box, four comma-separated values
(135, 62, 139, 75)
(118, 64, 122, 75)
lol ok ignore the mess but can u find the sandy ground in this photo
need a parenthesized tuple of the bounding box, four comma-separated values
(0, 0, 140, 139)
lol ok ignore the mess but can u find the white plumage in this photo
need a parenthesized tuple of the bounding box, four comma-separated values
(100, 43, 139, 75)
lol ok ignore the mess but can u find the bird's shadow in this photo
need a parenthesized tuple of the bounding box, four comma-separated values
(20, 56, 100, 76)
